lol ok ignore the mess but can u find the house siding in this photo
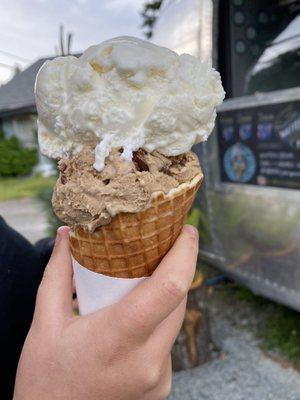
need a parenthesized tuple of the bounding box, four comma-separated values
(2, 113, 38, 148)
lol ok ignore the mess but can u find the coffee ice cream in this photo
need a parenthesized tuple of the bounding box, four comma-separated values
(53, 145, 201, 231)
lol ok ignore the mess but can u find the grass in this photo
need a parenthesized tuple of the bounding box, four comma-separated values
(234, 286, 268, 307)
(262, 305, 300, 366)
(0, 175, 56, 201)
(200, 263, 300, 368)
(233, 286, 300, 367)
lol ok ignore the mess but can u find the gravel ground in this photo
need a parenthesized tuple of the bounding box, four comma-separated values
(169, 291, 300, 400)
(0, 198, 48, 243)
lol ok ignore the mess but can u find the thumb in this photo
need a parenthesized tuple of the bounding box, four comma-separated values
(33, 226, 74, 326)
(114, 225, 198, 339)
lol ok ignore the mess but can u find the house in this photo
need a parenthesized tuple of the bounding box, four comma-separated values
(0, 54, 79, 174)
(0, 57, 54, 147)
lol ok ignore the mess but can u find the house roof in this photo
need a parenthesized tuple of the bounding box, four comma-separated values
(0, 54, 80, 118)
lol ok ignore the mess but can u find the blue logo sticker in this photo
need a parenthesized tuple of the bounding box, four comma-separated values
(257, 122, 273, 140)
(224, 143, 256, 182)
(239, 123, 252, 140)
(222, 125, 234, 141)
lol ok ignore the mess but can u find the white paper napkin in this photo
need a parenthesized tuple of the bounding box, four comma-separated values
(72, 257, 147, 315)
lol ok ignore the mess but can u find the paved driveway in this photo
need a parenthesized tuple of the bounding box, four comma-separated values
(0, 198, 49, 243)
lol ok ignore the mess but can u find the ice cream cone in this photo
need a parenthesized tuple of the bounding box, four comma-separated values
(69, 173, 202, 278)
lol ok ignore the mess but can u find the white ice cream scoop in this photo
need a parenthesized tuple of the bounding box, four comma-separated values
(35, 36, 225, 171)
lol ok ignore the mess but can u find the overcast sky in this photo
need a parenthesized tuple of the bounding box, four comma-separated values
(0, 0, 145, 84)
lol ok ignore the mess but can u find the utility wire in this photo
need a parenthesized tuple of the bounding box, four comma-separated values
(0, 62, 15, 70)
(0, 49, 30, 63)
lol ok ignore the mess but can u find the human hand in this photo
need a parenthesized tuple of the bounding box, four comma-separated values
(14, 224, 198, 400)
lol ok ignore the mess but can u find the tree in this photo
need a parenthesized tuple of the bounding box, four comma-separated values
(141, 1, 162, 39)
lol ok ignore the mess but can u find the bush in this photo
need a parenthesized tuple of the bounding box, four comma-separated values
(0, 136, 38, 177)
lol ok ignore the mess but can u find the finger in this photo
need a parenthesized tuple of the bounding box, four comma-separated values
(143, 299, 186, 366)
(114, 224, 198, 339)
(157, 356, 172, 400)
(151, 297, 187, 359)
(143, 356, 172, 400)
(33, 226, 74, 324)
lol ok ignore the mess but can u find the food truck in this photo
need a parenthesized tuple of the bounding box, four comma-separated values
(152, 0, 300, 310)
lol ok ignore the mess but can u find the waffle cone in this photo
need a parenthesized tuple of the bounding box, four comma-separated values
(70, 174, 202, 278)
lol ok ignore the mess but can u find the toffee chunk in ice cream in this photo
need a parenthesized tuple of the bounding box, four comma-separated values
(52, 146, 202, 231)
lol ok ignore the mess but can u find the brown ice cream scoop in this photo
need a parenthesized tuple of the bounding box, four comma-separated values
(52, 146, 201, 232)
(53, 145, 203, 278)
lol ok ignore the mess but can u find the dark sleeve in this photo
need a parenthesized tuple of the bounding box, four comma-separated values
(0, 217, 45, 400)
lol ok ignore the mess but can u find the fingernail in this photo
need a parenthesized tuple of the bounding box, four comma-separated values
(55, 226, 69, 244)
(55, 228, 62, 244)
(183, 224, 199, 238)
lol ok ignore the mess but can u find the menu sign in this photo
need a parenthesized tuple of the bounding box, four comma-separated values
(218, 101, 300, 189)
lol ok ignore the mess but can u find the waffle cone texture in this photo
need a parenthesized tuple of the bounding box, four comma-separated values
(70, 174, 202, 278)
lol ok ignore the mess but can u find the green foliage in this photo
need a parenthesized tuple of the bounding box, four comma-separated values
(0, 136, 38, 177)
(262, 306, 300, 366)
(37, 186, 62, 237)
(231, 285, 300, 367)
(235, 287, 259, 302)
(141, 0, 162, 38)
(234, 286, 268, 307)
(202, 264, 300, 367)
(186, 206, 211, 244)
(0, 175, 56, 201)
